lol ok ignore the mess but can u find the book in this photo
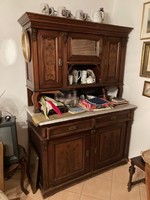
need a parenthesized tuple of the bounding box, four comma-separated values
(68, 106, 86, 114)
(79, 99, 113, 111)
(83, 97, 111, 110)
(86, 97, 108, 105)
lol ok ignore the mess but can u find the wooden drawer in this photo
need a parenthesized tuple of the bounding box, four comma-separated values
(96, 110, 131, 128)
(47, 118, 94, 138)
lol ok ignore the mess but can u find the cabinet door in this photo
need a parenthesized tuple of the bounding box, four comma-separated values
(38, 30, 63, 89)
(101, 37, 125, 84)
(66, 32, 103, 64)
(93, 123, 126, 170)
(48, 131, 90, 186)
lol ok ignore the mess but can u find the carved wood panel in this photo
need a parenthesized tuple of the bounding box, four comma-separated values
(102, 37, 121, 84)
(38, 30, 63, 89)
(94, 123, 126, 169)
(48, 132, 90, 185)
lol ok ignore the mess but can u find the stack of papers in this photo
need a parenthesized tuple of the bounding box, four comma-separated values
(111, 97, 128, 105)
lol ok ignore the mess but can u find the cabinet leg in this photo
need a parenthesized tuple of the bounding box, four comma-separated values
(127, 164, 135, 192)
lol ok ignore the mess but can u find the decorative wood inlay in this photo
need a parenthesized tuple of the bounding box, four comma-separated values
(43, 38, 56, 81)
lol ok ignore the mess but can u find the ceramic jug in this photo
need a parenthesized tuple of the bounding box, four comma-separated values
(71, 70, 81, 84)
(91, 8, 104, 23)
(81, 70, 88, 84)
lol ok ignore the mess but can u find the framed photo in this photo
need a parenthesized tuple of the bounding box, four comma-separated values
(143, 81, 150, 97)
(141, 2, 150, 39)
(140, 41, 150, 77)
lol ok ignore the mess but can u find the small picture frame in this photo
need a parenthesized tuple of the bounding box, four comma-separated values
(141, 2, 150, 39)
(140, 41, 150, 78)
(143, 81, 150, 97)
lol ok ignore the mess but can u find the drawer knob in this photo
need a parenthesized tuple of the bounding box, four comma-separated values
(68, 125, 77, 131)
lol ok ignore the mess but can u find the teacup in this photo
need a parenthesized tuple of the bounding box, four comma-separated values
(68, 74, 73, 85)
(75, 10, 87, 21)
(57, 6, 71, 18)
(49, 7, 57, 16)
(86, 76, 95, 84)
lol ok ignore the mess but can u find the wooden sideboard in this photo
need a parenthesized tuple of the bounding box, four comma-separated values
(18, 12, 135, 198)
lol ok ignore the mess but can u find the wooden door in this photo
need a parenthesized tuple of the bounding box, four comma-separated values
(38, 30, 63, 89)
(101, 36, 125, 85)
(48, 131, 90, 186)
(93, 123, 126, 169)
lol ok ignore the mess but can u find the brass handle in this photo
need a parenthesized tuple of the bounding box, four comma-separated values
(68, 125, 77, 131)
(58, 58, 63, 67)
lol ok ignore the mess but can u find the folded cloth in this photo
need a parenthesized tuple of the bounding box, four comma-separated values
(39, 96, 63, 118)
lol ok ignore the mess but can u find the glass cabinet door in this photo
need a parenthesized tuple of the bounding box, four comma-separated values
(66, 33, 103, 64)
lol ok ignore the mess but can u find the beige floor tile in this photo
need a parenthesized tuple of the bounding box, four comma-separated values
(95, 169, 113, 181)
(25, 188, 44, 200)
(65, 181, 85, 194)
(80, 194, 103, 200)
(81, 176, 111, 200)
(112, 163, 130, 183)
(47, 190, 80, 200)
(111, 180, 141, 200)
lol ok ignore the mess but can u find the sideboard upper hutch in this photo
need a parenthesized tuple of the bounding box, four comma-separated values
(18, 12, 133, 112)
(18, 12, 136, 198)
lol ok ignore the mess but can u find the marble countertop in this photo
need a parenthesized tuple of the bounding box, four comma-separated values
(26, 104, 137, 126)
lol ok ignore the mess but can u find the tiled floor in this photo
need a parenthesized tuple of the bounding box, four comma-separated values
(5, 162, 147, 200)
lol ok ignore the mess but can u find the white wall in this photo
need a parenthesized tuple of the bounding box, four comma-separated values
(111, 0, 150, 157)
(0, 0, 149, 157)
